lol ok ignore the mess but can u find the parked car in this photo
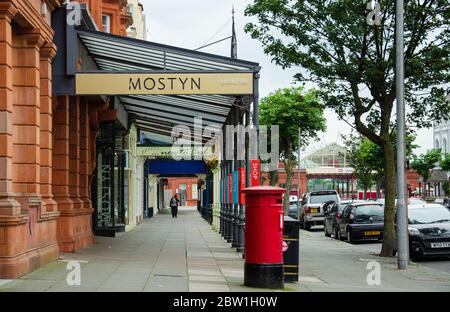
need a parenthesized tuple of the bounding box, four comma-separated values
(408, 203, 450, 260)
(299, 190, 340, 230)
(376, 198, 427, 206)
(439, 198, 450, 210)
(323, 200, 366, 238)
(445, 198, 450, 210)
(336, 202, 384, 243)
(288, 201, 299, 219)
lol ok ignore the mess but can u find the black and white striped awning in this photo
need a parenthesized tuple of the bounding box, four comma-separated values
(76, 29, 259, 141)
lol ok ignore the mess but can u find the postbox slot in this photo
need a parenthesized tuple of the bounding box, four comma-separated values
(270, 198, 283, 206)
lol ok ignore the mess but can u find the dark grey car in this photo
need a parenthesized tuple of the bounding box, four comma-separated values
(323, 200, 366, 238)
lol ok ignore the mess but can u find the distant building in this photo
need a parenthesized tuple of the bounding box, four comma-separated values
(126, 0, 148, 40)
(434, 119, 450, 154)
(262, 142, 423, 199)
(302, 143, 349, 168)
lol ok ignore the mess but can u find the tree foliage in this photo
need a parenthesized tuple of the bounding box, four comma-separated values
(343, 134, 377, 197)
(245, 0, 449, 257)
(411, 148, 442, 184)
(441, 153, 450, 172)
(259, 87, 326, 212)
(440, 153, 450, 197)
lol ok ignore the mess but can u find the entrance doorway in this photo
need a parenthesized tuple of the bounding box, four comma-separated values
(179, 184, 187, 206)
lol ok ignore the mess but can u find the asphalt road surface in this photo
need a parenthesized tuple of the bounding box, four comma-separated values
(304, 226, 450, 274)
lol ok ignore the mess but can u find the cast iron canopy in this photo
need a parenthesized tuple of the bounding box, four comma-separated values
(76, 29, 260, 142)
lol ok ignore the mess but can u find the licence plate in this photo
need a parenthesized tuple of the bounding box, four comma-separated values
(431, 242, 450, 248)
(364, 231, 381, 236)
(310, 208, 318, 213)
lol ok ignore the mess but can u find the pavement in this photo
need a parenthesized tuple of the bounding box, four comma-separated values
(0, 208, 449, 292)
(344, 231, 450, 274)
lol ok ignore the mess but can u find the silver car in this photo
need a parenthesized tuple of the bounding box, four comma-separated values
(299, 190, 341, 230)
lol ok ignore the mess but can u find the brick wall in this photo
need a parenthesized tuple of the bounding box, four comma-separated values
(165, 177, 200, 206)
(78, 0, 133, 36)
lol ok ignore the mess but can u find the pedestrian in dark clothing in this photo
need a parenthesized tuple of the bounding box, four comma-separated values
(170, 194, 180, 218)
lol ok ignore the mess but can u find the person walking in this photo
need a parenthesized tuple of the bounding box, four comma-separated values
(170, 193, 180, 218)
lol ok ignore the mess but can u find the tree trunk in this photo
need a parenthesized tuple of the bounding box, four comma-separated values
(376, 177, 381, 199)
(380, 142, 397, 257)
(284, 158, 293, 215)
(269, 170, 278, 186)
(363, 187, 367, 200)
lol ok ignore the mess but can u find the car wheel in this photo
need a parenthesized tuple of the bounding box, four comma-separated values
(409, 247, 420, 262)
(337, 228, 344, 241)
(303, 219, 311, 231)
(324, 223, 331, 237)
(299, 216, 304, 229)
(347, 229, 354, 244)
(333, 226, 339, 239)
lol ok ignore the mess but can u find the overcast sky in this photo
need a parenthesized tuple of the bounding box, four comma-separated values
(139, 0, 433, 155)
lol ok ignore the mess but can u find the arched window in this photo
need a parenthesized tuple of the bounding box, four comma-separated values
(435, 138, 440, 150)
(443, 138, 447, 154)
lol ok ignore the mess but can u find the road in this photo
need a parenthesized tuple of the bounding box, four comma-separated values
(304, 226, 450, 274)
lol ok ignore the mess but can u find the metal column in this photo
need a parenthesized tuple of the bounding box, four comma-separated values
(232, 101, 240, 248)
(237, 106, 249, 253)
(227, 108, 235, 244)
(396, 0, 408, 270)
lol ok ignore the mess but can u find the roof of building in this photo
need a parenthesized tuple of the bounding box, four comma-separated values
(428, 169, 449, 182)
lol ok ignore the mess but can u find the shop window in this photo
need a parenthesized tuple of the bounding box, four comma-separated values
(102, 14, 111, 33)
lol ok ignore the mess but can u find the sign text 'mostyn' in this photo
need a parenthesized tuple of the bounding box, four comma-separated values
(76, 73, 254, 95)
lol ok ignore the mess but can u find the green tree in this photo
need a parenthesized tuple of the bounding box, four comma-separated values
(268, 170, 279, 186)
(441, 154, 450, 196)
(411, 149, 442, 197)
(245, 0, 449, 256)
(343, 131, 417, 198)
(259, 87, 326, 213)
(441, 154, 450, 172)
(343, 134, 376, 199)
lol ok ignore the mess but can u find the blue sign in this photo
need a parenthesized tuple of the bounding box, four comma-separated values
(148, 160, 207, 175)
(232, 170, 239, 204)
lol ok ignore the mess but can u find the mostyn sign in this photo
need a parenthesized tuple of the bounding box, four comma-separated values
(75, 72, 254, 95)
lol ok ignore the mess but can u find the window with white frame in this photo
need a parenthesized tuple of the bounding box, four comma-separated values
(102, 14, 111, 33)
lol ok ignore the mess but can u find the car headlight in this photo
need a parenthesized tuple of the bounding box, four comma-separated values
(408, 227, 421, 236)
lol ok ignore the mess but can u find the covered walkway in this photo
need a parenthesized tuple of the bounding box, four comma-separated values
(0, 208, 253, 292)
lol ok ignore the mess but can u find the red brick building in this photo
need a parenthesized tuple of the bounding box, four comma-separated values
(0, 0, 133, 279)
(79, 0, 132, 36)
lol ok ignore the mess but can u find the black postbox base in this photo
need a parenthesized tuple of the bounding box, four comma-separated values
(244, 263, 284, 289)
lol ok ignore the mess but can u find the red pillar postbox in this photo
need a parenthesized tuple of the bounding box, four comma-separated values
(242, 186, 285, 289)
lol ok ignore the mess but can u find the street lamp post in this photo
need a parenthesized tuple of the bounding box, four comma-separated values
(297, 129, 301, 276)
(395, 0, 409, 270)
(367, 0, 408, 269)
(297, 128, 301, 216)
